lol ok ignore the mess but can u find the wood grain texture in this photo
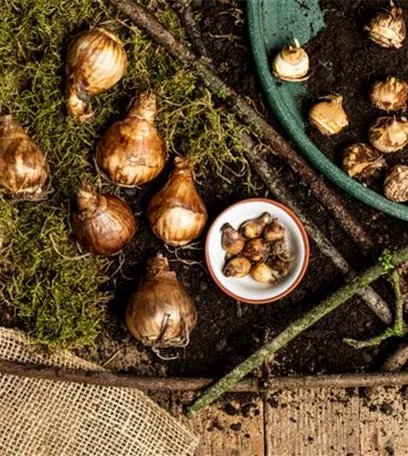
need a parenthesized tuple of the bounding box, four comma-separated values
(360, 387, 408, 456)
(172, 393, 265, 456)
(265, 388, 360, 456)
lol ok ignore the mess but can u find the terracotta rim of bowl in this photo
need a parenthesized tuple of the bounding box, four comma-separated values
(205, 198, 310, 305)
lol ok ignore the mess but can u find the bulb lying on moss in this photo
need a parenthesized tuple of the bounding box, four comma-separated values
(370, 76, 408, 112)
(243, 238, 270, 262)
(343, 143, 386, 182)
(72, 182, 136, 255)
(147, 158, 207, 246)
(272, 39, 310, 82)
(250, 262, 278, 284)
(365, 0, 406, 49)
(240, 212, 270, 239)
(96, 91, 166, 187)
(384, 165, 408, 202)
(66, 28, 127, 121)
(126, 254, 197, 352)
(369, 116, 408, 153)
(308, 95, 349, 136)
(0, 115, 49, 199)
(221, 223, 246, 256)
(223, 256, 251, 278)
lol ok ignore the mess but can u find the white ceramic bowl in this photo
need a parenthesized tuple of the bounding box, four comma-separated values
(205, 198, 310, 305)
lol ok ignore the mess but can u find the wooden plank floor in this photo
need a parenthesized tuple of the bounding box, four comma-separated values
(169, 387, 408, 456)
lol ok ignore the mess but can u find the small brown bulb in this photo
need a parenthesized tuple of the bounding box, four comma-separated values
(243, 238, 270, 262)
(365, 1, 406, 49)
(308, 95, 349, 136)
(221, 223, 246, 256)
(264, 219, 285, 242)
(0, 115, 50, 199)
(370, 76, 408, 112)
(72, 183, 136, 255)
(343, 143, 386, 182)
(272, 39, 310, 82)
(96, 91, 166, 187)
(384, 165, 408, 202)
(223, 257, 251, 278)
(126, 254, 197, 350)
(250, 262, 278, 284)
(240, 212, 270, 239)
(369, 116, 408, 153)
(147, 158, 207, 246)
(267, 256, 291, 278)
(66, 28, 127, 121)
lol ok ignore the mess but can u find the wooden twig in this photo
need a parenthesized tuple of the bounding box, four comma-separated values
(244, 135, 391, 324)
(345, 270, 406, 349)
(1, 359, 408, 392)
(186, 246, 408, 416)
(108, 0, 375, 251)
(383, 342, 408, 372)
(169, 0, 211, 61)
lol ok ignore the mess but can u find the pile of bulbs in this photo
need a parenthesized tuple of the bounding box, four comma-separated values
(272, 0, 408, 203)
(221, 213, 293, 285)
(0, 27, 208, 356)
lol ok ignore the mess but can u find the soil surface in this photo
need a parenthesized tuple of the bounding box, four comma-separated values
(73, 0, 408, 382)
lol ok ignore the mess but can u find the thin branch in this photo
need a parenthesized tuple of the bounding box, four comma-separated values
(108, 0, 375, 251)
(344, 270, 406, 349)
(186, 245, 408, 416)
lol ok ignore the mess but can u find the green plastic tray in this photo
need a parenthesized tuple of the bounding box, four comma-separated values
(247, 0, 408, 221)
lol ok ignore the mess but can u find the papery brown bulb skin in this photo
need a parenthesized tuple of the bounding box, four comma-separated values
(263, 219, 285, 242)
(250, 262, 278, 284)
(308, 95, 349, 136)
(272, 39, 310, 82)
(126, 254, 197, 347)
(0, 115, 49, 198)
(72, 183, 136, 255)
(370, 76, 408, 112)
(369, 116, 408, 153)
(243, 238, 270, 262)
(221, 223, 246, 255)
(223, 256, 251, 278)
(147, 157, 207, 246)
(384, 165, 408, 202)
(343, 143, 386, 181)
(267, 256, 291, 277)
(365, 1, 406, 49)
(66, 28, 127, 121)
(240, 212, 270, 239)
(96, 92, 166, 187)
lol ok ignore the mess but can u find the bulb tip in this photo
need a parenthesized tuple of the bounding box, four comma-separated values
(130, 91, 157, 121)
(77, 182, 99, 210)
(147, 253, 172, 279)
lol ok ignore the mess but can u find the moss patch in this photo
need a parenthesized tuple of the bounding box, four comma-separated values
(0, 0, 250, 349)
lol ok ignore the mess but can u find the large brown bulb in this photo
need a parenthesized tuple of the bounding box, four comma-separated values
(126, 254, 197, 349)
(72, 183, 136, 255)
(147, 157, 208, 246)
(66, 28, 127, 121)
(0, 115, 49, 199)
(96, 91, 166, 187)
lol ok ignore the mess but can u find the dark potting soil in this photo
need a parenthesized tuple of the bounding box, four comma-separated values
(304, 0, 408, 187)
(77, 0, 408, 381)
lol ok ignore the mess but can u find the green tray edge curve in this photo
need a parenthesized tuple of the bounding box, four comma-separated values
(247, 0, 408, 221)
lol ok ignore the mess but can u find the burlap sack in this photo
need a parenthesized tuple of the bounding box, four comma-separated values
(0, 327, 198, 456)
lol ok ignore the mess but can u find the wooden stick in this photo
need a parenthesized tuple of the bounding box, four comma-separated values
(1, 359, 408, 392)
(109, 0, 374, 251)
(245, 135, 391, 323)
(383, 342, 408, 372)
(186, 245, 408, 416)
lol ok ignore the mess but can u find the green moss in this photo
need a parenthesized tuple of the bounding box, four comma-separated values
(0, 0, 250, 348)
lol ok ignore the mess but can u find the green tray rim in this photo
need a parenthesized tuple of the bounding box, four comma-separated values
(246, 0, 408, 221)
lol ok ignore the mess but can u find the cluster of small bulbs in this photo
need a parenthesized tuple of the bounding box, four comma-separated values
(0, 27, 209, 356)
(272, 0, 408, 204)
(221, 212, 293, 285)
